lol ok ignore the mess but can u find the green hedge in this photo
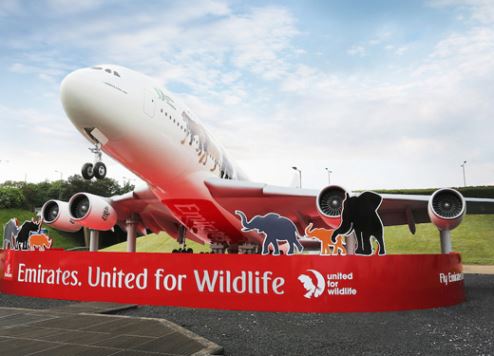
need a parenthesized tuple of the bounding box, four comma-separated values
(0, 187, 24, 209)
(0, 175, 134, 210)
(374, 185, 494, 198)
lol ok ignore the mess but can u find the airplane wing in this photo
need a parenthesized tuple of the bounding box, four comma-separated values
(205, 179, 325, 233)
(205, 178, 494, 234)
(109, 186, 206, 244)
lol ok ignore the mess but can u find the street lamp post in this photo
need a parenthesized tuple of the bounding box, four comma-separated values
(460, 161, 467, 187)
(292, 166, 302, 188)
(325, 168, 333, 185)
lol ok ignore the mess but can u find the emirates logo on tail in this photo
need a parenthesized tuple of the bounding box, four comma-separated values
(298, 269, 325, 299)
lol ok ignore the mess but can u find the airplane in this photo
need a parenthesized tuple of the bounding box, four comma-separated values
(40, 64, 494, 254)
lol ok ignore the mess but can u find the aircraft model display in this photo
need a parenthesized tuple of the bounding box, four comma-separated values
(41, 65, 494, 254)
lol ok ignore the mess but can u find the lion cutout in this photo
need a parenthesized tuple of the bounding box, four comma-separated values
(304, 223, 347, 256)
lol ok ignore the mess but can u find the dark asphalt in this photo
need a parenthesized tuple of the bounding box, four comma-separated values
(1, 274, 493, 355)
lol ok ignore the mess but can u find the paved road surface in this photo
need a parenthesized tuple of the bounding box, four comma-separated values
(1, 274, 493, 355)
(117, 274, 494, 355)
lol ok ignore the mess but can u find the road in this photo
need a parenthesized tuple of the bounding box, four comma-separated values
(1, 274, 493, 355)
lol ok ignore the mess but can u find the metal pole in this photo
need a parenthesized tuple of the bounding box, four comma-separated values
(461, 161, 467, 187)
(89, 230, 99, 252)
(440, 230, 452, 254)
(126, 217, 137, 253)
(325, 168, 332, 185)
(292, 167, 302, 188)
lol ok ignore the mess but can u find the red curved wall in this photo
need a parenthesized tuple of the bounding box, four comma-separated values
(0, 250, 464, 312)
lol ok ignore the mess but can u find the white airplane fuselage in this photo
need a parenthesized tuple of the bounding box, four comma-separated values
(61, 64, 249, 245)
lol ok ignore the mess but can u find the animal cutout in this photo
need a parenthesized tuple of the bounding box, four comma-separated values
(16, 219, 42, 250)
(304, 223, 347, 256)
(181, 111, 234, 179)
(0, 251, 4, 279)
(2, 218, 19, 250)
(331, 191, 385, 256)
(3, 217, 52, 251)
(236, 210, 303, 255)
(28, 232, 53, 251)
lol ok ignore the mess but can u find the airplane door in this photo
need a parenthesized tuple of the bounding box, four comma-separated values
(143, 89, 156, 117)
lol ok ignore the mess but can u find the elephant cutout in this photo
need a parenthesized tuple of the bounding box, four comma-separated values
(331, 191, 385, 256)
(304, 223, 347, 256)
(235, 210, 303, 255)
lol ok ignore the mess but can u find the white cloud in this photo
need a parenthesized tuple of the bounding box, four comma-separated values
(394, 46, 408, 55)
(102, 5, 298, 84)
(428, 0, 494, 24)
(46, 0, 104, 15)
(0, 104, 76, 140)
(2, 1, 494, 189)
(12, 3, 298, 99)
(0, 0, 20, 16)
(347, 45, 366, 56)
(217, 18, 494, 188)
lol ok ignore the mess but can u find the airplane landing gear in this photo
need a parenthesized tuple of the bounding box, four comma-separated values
(239, 243, 259, 254)
(172, 247, 193, 253)
(81, 144, 107, 180)
(172, 225, 193, 253)
(210, 242, 227, 254)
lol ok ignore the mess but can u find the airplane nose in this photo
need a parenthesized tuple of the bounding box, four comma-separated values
(60, 69, 99, 128)
(60, 68, 125, 141)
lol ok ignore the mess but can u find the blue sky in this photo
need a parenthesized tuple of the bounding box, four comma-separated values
(0, 0, 493, 189)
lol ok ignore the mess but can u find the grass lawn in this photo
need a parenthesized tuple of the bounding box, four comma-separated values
(385, 215, 494, 264)
(0, 208, 84, 250)
(3, 209, 493, 264)
(103, 215, 494, 264)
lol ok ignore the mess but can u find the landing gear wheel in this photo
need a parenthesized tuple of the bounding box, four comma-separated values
(81, 163, 94, 180)
(94, 162, 107, 179)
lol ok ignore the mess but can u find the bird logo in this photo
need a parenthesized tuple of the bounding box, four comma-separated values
(297, 269, 326, 299)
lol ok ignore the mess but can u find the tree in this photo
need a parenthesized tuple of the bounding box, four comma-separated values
(0, 186, 24, 209)
(0, 175, 135, 209)
(21, 182, 53, 210)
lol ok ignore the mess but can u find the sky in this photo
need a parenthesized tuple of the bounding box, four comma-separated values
(0, 0, 493, 190)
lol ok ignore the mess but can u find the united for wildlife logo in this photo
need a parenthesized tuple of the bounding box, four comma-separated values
(298, 269, 326, 298)
(297, 270, 358, 298)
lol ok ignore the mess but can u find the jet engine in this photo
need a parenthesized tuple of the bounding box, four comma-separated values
(316, 185, 349, 228)
(68, 193, 117, 231)
(427, 188, 466, 231)
(41, 200, 82, 232)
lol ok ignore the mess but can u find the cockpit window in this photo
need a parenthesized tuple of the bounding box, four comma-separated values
(105, 68, 112, 74)
(113, 71, 120, 77)
(91, 66, 102, 70)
